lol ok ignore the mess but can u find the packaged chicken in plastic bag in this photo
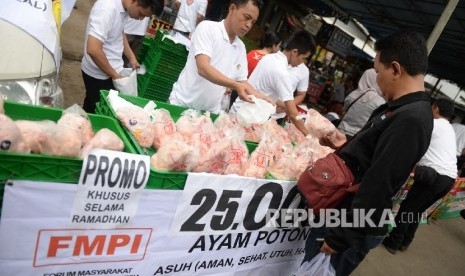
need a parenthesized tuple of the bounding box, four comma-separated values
(192, 131, 231, 174)
(304, 108, 336, 139)
(243, 135, 279, 179)
(176, 110, 215, 145)
(0, 114, 30, 153)
(262, 119, 291, 145)
(223, 126, 249, 176)
(214, 111, 236, 130)
(152, 108, 177, 149)
(150, 133, 198, 172)
(15, 120, 58, 155)
(49, 104, 96, 157)
(59, 104, 94, 146)
(80, 128, 124, 157)
(267, 143, 297, 181)
(116, 106, 154, 148)
(284, 122, 306, 144)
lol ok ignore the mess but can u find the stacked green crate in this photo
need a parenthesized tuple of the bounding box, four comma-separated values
(136, 37, 153, 63)
(138, 31, 188, 102)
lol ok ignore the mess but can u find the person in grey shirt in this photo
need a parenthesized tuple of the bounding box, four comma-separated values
(338, 68, 386, 138)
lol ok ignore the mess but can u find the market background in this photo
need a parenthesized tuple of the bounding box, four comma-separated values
(57, 0, 465, 275)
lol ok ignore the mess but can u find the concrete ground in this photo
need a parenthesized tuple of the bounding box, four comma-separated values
(59, 1, 465, 275)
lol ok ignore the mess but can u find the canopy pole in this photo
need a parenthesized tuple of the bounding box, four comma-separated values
(426, 0, 459, 55)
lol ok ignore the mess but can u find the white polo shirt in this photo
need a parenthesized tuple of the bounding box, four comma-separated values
(230, 51, 294, 114)
(173, 0, 208, 33)
(452, 123, 465, 155)
(418, 118, 457, 178)
(288, 63, 309, 93)
(124, 17, 149, 36)
(169, 20, 248, 113)
(81, 0, 127, 80)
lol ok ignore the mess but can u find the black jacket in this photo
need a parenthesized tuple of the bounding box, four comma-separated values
(325, 91, 433, 252)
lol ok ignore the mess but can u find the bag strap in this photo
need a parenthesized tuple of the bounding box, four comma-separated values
(345, 90, 371, 113)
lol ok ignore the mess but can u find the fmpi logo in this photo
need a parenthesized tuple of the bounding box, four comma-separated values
(33, 228, 152, 267)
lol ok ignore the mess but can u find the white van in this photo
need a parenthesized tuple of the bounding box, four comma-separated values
(0, 19, 63, 107)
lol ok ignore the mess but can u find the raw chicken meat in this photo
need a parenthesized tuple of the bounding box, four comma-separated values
(243, 136, 278, 179)
(176, 110, 215, 144)
(192, 138, 231, 174)
(263, 119, 291, 145)
(152, 108, 176, 148)
(80, 128, 124, 157)
(59, 105, 94, 145)
(15, 120, 58, 154)
(116, 106, 154, 148)
(284, 123, 306, 144)
(268, 144, 297, 181)
(0, 114, 30, 153)
(223, 138, 249, 175)
(304, 109, 336, 139)
(292, 136, 334, 179)
(56, 113, 87, 157)
(242, 123, 263, 143)
(150, 133, 198, 172)
(214, 111, 236, 130)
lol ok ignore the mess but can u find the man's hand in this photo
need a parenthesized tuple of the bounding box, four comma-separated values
(276, 106, 286, 113)
(254, 93, 275, 105)
(320, 241, 336, 255)
(235, 82, 254, 103)
(128, 57, 140, 70)
(320, 130, 346, 149)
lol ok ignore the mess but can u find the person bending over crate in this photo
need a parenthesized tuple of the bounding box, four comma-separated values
(81, 0, 165, 113)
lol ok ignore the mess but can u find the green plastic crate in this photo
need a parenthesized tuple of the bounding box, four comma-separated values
(97, 90, 258, 190)
(138, 30, 188, 102)
(0, 101, 137, 183)
(137, 37, 154, 63)
(138, 75, 175, 102)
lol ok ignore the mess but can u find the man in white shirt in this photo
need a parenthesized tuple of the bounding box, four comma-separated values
(172, 0, 208, 38)
(81, 0, 164, 113)
(271, 60, 310, 123)
(290, 63, 310, 106)
(452, 122, 465, 156)
(383, 98, 457, 254)
(169, 0, 266, 113)
(230, 30, 316, 135)
(123, 17, 150, 67)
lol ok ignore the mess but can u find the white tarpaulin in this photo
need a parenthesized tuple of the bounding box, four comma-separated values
(0, 177, 308, 275)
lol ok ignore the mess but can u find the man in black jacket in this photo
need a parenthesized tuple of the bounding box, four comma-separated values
(301, 30, 433, 275)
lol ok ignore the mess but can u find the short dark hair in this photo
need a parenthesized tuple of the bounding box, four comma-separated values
(230, 0, 264, 10)
(434, 98, 455, 120)
(138, 0, 164, 16)
(374, 30, 428, 76)
(259, 32, 281, 48)
(284, 30, 316, 55)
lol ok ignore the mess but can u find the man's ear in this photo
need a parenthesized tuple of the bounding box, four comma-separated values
(391, 62, 402, 77)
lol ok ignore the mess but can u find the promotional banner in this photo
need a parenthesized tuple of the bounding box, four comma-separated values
(0, 176, 308, 275)
(70, 149, 150, 229)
